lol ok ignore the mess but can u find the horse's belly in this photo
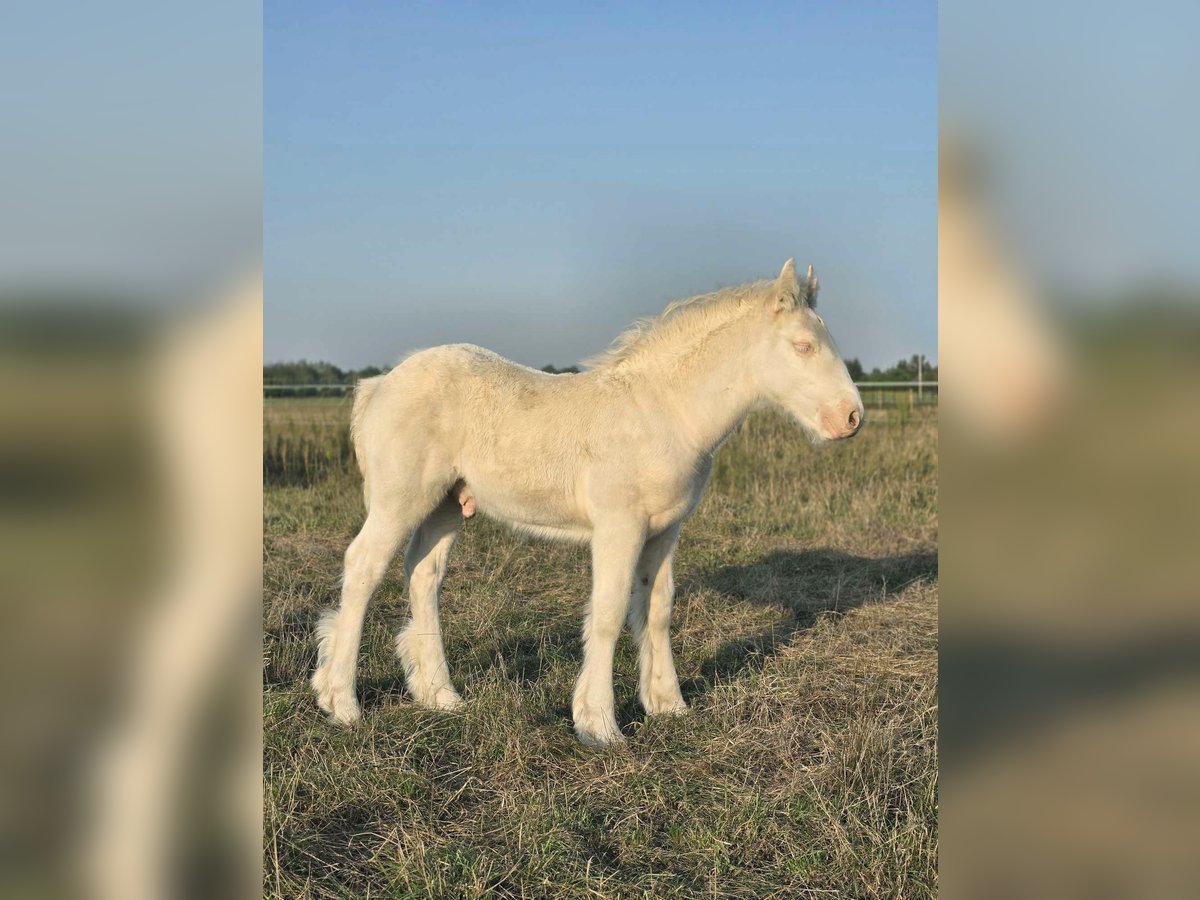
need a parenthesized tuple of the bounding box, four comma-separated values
(462, 470, 587, 535)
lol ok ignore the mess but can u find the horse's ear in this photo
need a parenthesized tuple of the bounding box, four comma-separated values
(773, 258, 800, 312)
(803, 264, 820, 309)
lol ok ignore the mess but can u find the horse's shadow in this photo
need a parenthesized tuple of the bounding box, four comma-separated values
(671, 547, 938, 707)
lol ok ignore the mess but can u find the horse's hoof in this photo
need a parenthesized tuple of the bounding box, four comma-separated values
(646, 701, 689, 716)
(312, 673, 361, 725)
(426, 687, 463, 711)
(642, 691, 690, 716)
(573, 711, 626, 748)
(319, 694, 361, 726)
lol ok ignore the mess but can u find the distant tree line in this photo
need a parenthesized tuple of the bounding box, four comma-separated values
(265, 356, 933, 385)
(264, 360, 386, 385)
(264, 360, 584, 385)
(843, 355, 937, 383)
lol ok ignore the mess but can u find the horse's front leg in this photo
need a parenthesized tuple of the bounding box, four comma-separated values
(628, 524, 688, 715)
(573, 518, 646, 747)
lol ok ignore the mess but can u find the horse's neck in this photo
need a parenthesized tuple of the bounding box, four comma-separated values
(640, 320, 763, 458)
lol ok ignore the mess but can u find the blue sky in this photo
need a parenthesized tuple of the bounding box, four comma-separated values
(941, 0, 1200, 299)
(2, 0, 259, 299)
(266, 1, 936, 370)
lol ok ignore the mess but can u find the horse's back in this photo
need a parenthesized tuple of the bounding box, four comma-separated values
(365, 342, 596, 462)
(390, 343, 581, 410)
(423, 344, 597, 450)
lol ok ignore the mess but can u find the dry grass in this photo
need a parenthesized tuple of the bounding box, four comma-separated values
(264, 402, 938, 898)
(264, 397, 355, 485)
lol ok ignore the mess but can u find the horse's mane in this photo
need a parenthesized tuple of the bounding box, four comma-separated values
(583, 278, 773, 370)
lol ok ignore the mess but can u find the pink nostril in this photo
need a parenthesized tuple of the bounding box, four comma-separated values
(848, 409, 860, 430)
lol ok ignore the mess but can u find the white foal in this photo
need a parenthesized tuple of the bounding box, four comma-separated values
(312, 259, 864, 746)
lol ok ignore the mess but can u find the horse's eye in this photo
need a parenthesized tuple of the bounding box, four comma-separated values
(794, 341, 814, 355)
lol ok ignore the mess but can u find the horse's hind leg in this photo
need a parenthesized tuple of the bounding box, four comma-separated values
(312, 498, 433, 724)
(396, 495, 463, 709)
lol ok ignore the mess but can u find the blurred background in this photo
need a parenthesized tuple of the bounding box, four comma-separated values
(940, 1, 1200, 896)
(0, 2, 261, 898)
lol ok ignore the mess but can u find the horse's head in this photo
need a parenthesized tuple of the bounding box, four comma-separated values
(754, 259, 864, 441)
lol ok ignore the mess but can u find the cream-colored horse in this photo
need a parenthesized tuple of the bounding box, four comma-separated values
(312, 259, 864, 746)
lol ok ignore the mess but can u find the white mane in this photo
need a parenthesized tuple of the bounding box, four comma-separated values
(582, 279, 774, 370)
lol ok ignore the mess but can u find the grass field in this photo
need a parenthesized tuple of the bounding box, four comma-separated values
(264, 399, 938, 898)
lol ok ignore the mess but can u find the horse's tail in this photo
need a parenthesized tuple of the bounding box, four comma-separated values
(350, 374, 385, 507)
